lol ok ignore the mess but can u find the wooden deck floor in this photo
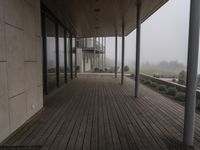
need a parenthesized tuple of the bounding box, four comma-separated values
(1, 74, 200, 150)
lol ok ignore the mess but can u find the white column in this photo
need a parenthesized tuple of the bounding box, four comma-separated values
(183, 0, 200, 146)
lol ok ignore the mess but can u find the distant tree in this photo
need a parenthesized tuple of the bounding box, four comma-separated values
(178, 70, 186, 85)
(124, 65, 130, 72)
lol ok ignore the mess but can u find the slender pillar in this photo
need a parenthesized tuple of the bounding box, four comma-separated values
(75, 37, 77, 78)
(41, 12, 48, 94)
(70, 34, 73, 80)
(135, 2, 141, 97)
(115, 35, 118, 78)
(93, 49, 96, 72)
(55, 23, 60, 87)
(64, 30, 68, 83)
(83, 53, 85, 72)
(183, 0, 200, 146)
(104, 38, 106, 69)
(98, 54, 100, 69)
(121, 23, 125, 85)
(102, 37, 104, 70)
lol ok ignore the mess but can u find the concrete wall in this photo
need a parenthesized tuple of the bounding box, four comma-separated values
(0, 0, 43, 142)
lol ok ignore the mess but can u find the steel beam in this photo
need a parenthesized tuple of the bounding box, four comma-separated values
(183, 0, 200, 146)
(135, 2, 141, 97)
(121, 23, 125, 85)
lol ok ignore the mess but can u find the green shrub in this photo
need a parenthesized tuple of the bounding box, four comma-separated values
(158, 85, 167, 92)
(144, 79, 151, 85)
(175, 92, 185, 102)
(167, 87, 177, 96)
(150, 82, 158, 88)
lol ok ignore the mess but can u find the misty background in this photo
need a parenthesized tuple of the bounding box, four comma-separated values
(105, 0, 198, 76)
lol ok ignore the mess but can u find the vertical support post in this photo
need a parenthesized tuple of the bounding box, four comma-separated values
(121, 23, 125, 85)
(104, 38, 106, 69)
(94, 48, 96, 72)
(41, 12, 48, 94)
(115, 34, 118, 78)
(64, 29, 68, 84)
(55, 23, 60, 88)
(101, 37, 103, 70)
(75, 37, 77, 78)
(102, 37, 104, 70)
(70, 34, 73, 80)
(183, 0, 200, 146)
(83, 53, 85, 72)
(98, 54, 100, 69)
(135, 1, 141, 97)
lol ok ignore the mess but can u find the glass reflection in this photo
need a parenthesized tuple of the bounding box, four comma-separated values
(46, 18, 56, 92)
(59, 26, 65, 85)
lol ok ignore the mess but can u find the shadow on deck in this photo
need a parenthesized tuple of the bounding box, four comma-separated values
(1, 74, 200, 150)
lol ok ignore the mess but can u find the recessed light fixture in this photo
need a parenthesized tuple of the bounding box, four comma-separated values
(94, 8, 100, 12)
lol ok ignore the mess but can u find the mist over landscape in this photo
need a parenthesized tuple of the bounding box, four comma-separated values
(104, 0, 199, 75)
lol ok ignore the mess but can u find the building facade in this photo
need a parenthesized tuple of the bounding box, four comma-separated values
(76, 37, 106, 73)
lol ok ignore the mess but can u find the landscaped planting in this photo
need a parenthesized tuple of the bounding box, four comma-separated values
(167, 87, 177, 96)
(140, 78, 199, 111)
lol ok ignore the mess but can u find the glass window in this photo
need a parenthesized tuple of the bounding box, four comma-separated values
(58, 25, 65, 85)
(46, 18, 57, 92)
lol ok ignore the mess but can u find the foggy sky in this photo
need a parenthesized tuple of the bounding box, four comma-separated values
(105, 0, 198, 71)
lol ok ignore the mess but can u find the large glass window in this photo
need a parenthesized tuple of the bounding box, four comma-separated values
(59, 26, 65, 85)
(46, 17, 57, 92)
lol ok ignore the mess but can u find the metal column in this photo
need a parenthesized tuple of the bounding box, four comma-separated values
(64, 30, 68, 83)
(102, 37, 104, 70)
(135, 2, 141, 97)
(83, 53, 85, 72)
(104, 38, 106, 69)
(41, 12, 48, 94)
(121, 23, 125, 85)
(183, 0, 200, 146)
(115, 35, 118, 78)
(55, 23, 60, 88)
(75, 37, 77, 78)
(70, 34, 73, 80)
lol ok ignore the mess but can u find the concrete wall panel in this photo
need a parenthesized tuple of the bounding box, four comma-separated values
(0, 20, 6, 61)
(5, 24, 25, 97)
(24, 34, 36, 61)
(23, 1, 35, 35)
(25, 62, 38, 118)
(4, 0, 23, 29)
(9, 93, 27, 132)
(0, 0, 43, 143)
(0, 63, 9, 142)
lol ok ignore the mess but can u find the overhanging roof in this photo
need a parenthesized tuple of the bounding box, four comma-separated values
(42, 0, 168, 37)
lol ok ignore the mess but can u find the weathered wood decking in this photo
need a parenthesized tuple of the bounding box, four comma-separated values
(1, 74, 200, 150)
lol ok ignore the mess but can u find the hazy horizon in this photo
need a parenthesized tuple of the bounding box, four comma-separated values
(105, 0, 200, 73)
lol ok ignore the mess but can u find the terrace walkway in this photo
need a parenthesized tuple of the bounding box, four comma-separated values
(1, 74, 200, 150)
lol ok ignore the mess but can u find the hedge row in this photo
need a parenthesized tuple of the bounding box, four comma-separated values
(142, 79, 185, 102)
